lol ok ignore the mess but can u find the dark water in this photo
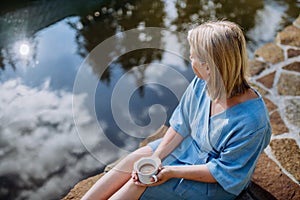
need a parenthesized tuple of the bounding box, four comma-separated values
(0, 0, 299, 199)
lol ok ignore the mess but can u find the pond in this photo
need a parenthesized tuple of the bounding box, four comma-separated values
(0, 0, 299, 199)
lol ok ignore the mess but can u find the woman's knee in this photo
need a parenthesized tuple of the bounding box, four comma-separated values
(113, 146, 153, 172)
(127, 146, 153, 162)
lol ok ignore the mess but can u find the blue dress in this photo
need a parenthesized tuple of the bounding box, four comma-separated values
(140, 77, 272, 200)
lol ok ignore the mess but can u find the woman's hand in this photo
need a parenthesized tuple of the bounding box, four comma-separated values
(132, 166, 174, 187)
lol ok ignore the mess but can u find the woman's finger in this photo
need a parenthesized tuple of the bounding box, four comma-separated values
(131, 171, 138, 181)
(134, 181, 148, 187)
(158, 166, 164, 171)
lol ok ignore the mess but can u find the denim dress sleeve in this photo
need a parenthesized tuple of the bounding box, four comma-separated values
(206, 123, 272, 195)
(168, 78, 197, 138)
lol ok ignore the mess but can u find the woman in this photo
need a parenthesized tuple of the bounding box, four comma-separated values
(82, 20, 272, 200)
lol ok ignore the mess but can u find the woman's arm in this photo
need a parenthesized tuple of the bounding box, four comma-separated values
(165, 164, 216, 183)
(134, 127, 216, 186)
(152, 127, 184, 160)
(153, 127, 215, 183)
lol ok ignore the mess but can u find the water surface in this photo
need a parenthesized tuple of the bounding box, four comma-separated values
(0, 0, 299, 199)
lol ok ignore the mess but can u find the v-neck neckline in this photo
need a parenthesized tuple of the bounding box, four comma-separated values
(208, 88, 262, 120)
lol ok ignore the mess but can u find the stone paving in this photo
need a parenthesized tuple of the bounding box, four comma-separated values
(62, 16, 300, 200)
(249, 15, 300, 187)
(250, 16, 300, 200)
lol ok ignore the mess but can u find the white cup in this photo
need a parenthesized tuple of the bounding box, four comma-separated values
(134, 156, 161, 184)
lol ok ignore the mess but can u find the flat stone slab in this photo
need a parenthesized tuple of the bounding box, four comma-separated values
(276, 25, 300, 47)
(248, 60, 269, 76)
(255, 43, 284, 64)
(285, 99, 300, 128)
(62, 173, 103, 200)
(269, 111, 289, 135)
(263, 97, 277, 112)
(283, 61, 300, 73)
(252, 152, 300, 200)
(256, 71, 276, 89)
(270, 139, 300, 182)
(287, 49, 300, 58)
(277, 73, 300, 96)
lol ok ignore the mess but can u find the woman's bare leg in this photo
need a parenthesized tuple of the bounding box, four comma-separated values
(82, 146, 153, 200)
(109, 178, 147, 200)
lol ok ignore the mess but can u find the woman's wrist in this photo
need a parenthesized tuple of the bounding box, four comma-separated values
(163, 166, 176, 179)
(152, 151, 162, 160)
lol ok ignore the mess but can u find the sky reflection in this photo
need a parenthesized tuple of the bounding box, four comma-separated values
(0, 79, 111, 200)
(1, 17, 82, 91)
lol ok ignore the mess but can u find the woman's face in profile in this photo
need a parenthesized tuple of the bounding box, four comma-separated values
(189, 48, 210, 81)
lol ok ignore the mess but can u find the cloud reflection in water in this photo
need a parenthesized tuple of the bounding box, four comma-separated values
(0, 79, 119, 200)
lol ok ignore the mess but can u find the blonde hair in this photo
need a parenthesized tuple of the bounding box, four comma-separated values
(188, 20, 250, 99)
